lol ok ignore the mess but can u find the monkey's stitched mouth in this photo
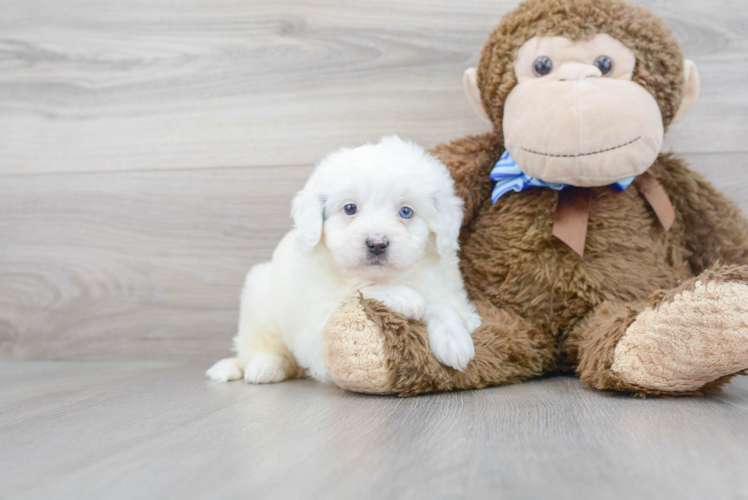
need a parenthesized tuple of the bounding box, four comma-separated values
(521, 136, 641, 158)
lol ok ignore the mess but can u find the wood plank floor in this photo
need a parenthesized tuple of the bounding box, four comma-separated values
(2, 362, 748, 500)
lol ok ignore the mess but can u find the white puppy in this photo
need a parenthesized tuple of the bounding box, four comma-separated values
(206, 136, 481, 384)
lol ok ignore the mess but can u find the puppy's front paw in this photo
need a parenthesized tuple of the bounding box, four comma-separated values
(465, 311, 482, 334)
(244, 354, 288, 384)
(206, 358, 243, 382)
(427, 319, 475, 372)
(364, 285, 426, 320)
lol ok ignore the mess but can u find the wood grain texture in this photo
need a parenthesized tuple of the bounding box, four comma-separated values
(0, 0, 747, 175)
(1, 362, 748, 500)
(0, 165, 311, 360)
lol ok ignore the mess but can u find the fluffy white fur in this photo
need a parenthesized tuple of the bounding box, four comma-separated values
(206, 136, 481, 384)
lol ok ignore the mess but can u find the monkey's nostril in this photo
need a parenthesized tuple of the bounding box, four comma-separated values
(366, 237, 388, 256)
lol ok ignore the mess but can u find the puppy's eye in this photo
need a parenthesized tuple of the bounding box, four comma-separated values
(594, 55, 613, 76)
(398, 207, 413, 219)
(344, 204, 357, 216)
(533, 56, 553, 77)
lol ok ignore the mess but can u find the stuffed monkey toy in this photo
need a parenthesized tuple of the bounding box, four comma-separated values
(321, 0, 748, 397)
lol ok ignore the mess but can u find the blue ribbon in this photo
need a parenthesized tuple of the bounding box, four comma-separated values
(490, 150, 635, 205)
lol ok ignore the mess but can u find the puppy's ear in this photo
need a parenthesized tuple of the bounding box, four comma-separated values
(431, 184, 464, 257)
(291, 180, 325, 252)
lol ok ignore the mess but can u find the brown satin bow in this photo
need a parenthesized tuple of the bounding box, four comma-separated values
(552, 171, 676, 256)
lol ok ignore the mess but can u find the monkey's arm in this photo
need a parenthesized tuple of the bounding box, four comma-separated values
(655, 154, 748, 273)
(430, 132, 504, 227)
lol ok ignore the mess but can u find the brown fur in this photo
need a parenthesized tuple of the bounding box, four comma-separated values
(568, 264, 748, 397)
(324, 0, 748, 397)
(652, 157, 748, 274)
(431, 133, 504, 228)
(356, 148, 748, 396)
(360, 297, 557, 397)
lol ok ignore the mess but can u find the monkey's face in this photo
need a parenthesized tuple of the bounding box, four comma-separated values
(502, 34, 664, 187)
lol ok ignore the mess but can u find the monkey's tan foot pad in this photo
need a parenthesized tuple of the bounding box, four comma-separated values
(612, 279, 748, 392)
(322, 298, 397, 394)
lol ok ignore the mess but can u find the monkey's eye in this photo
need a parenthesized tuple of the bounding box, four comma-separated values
(344, 204, 357, 215)
(398, 207, 413, 219)
(533, 56, 553, 77)
(594, 55, 613, 76)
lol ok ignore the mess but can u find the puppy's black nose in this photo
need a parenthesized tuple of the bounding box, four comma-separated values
(366, 237, 388, 256)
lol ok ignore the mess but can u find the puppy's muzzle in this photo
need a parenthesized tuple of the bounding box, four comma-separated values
(366, 236, 388, 257)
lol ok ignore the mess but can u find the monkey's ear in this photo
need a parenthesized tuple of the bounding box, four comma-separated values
(463, 68, 493, 125)
(671, 60, 700, 125)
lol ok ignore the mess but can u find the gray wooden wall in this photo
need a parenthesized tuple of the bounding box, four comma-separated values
(2, 0, 747, 362)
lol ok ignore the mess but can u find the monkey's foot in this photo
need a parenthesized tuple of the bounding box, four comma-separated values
(322, 299, 397, 394)
(612, 273, 748, 392)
